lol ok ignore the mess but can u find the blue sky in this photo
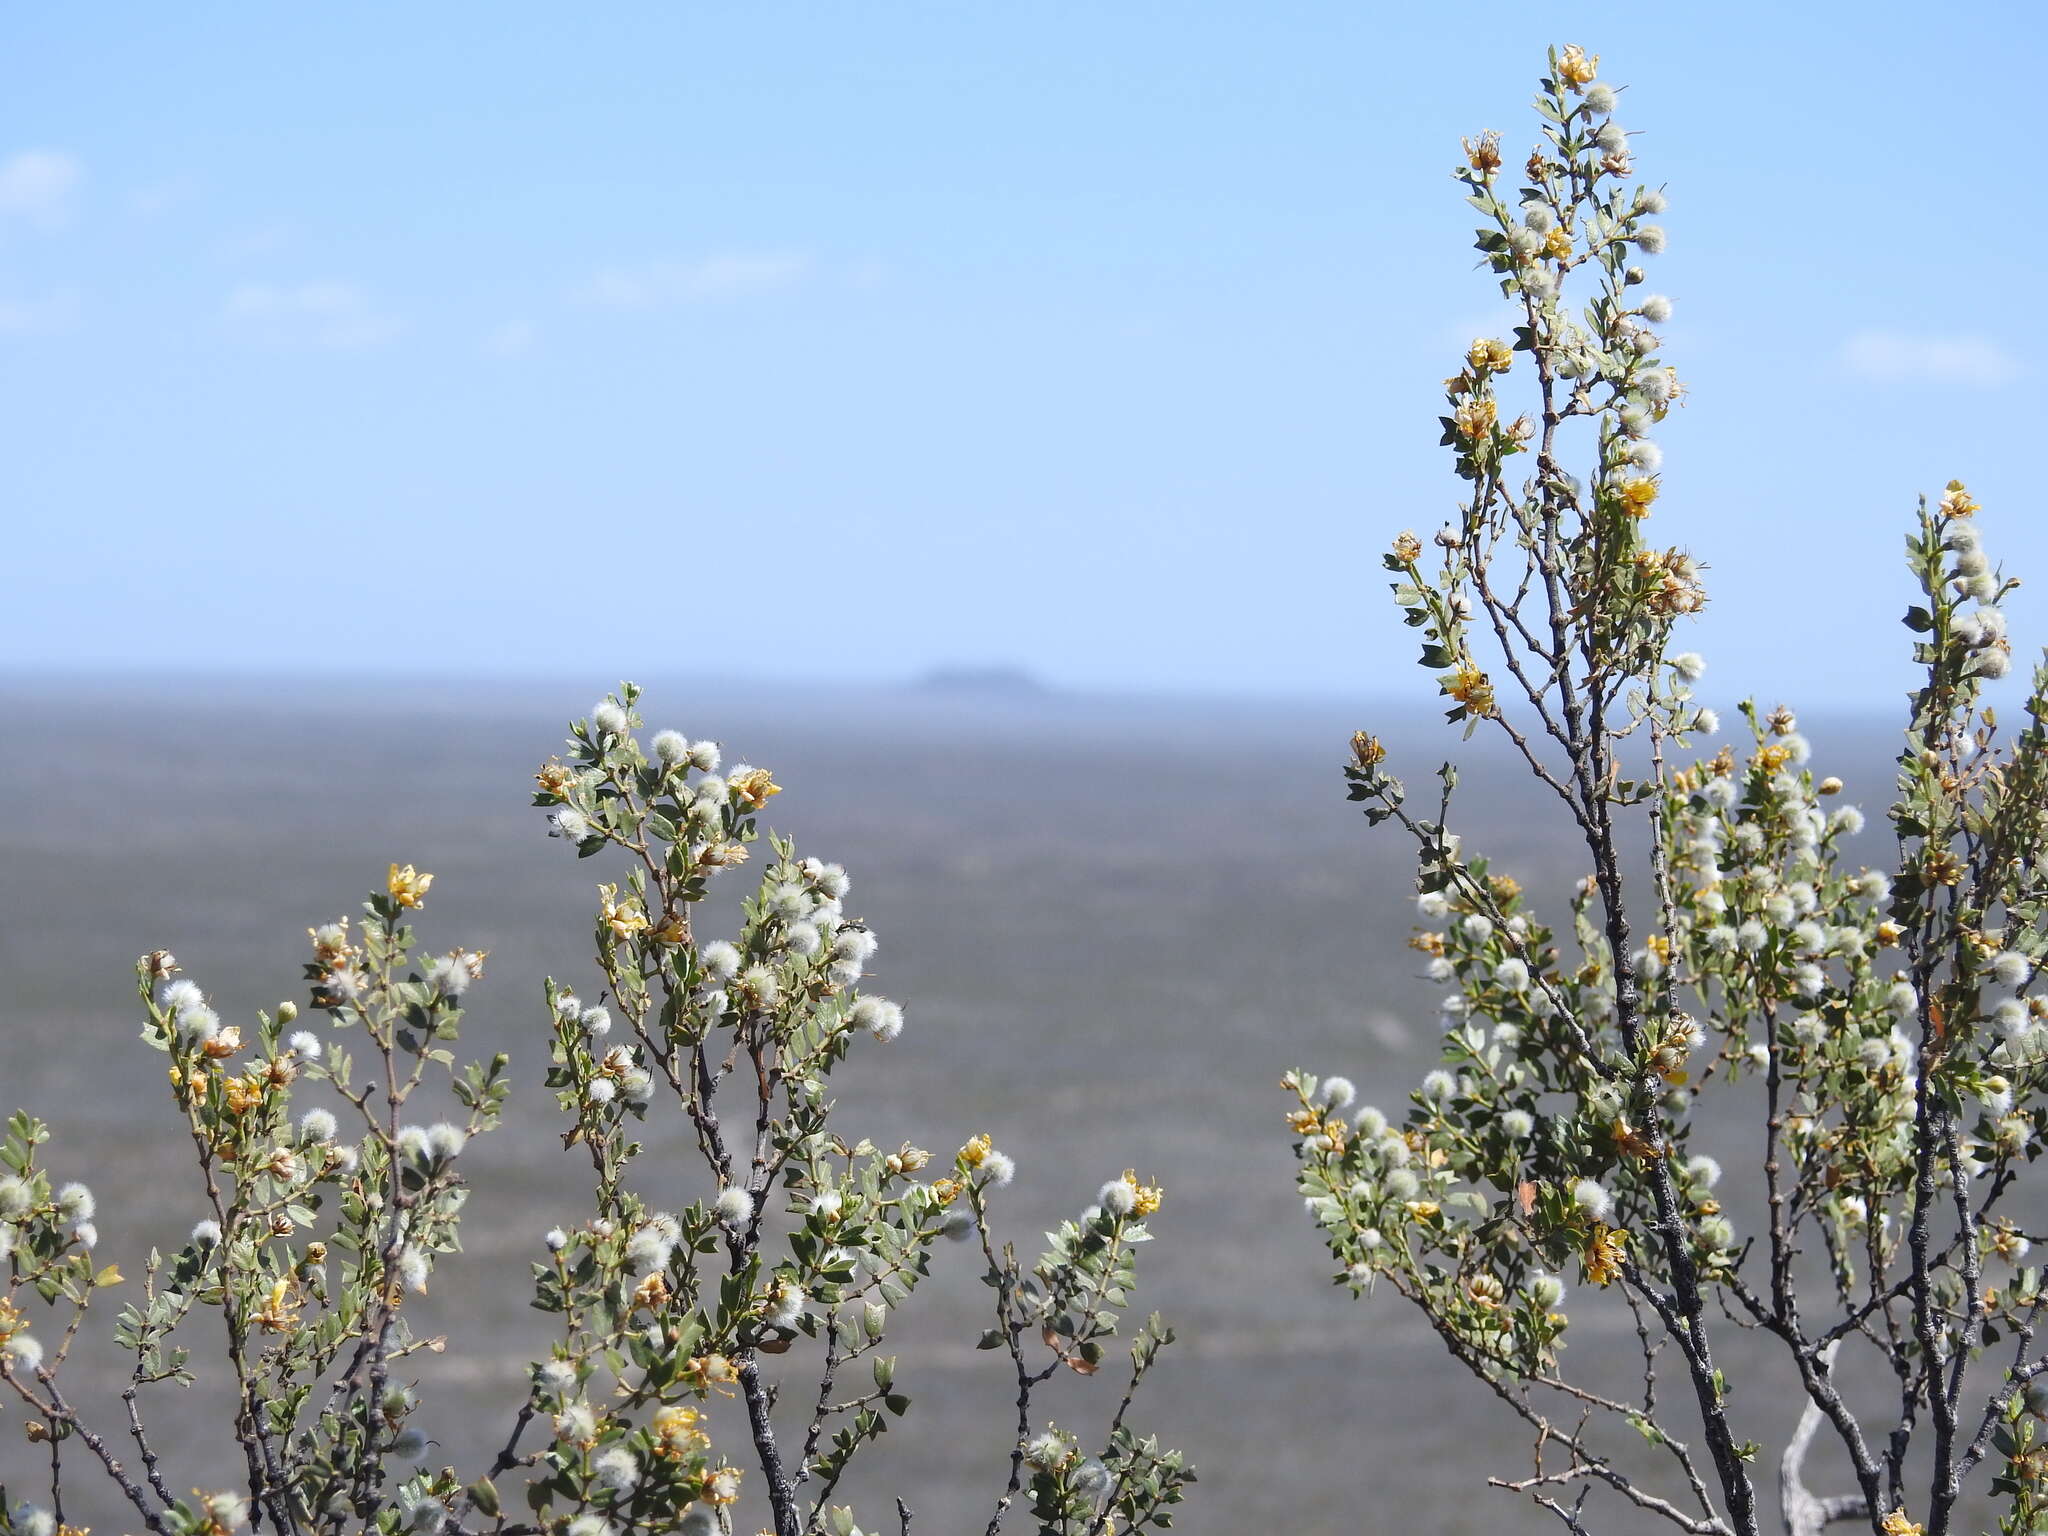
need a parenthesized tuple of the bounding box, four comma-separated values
(4, 3, 2044, 709)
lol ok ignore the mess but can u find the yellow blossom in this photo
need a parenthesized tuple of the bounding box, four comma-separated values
(1940, 480, 1979, 519)
(0, 1297, 24, 1344)
(534, 761, 576, 801)
(959, 1133, 992, 1168)
(632, 1272, 672, 1312)
(929, 1176, 964, 1207)
(1462, 130, 1502, 174)
(705, 1466, 744, 1505)
(599, 886, 650, 940)
(1876, 921, 1904, 947)
(387, 863, 433, 909)
(1616, 477, 1659, 518)
(1880, 1509, 1923, 1536)
(729, 768, 782, 811)
(1405, 1200, 1441, 1220)
(1447, 664, 1497, 717)
(650, 911, 688, 946)
(1117, 1170, 1165, 1217)
(1542, 225, 1572, 260)
(1390, 530, 1422, 565)
(253, 1276, 301, 1335)
(699, 842, 750, 869)
(1556, 44, 1599, 89)
(683, 1353, 739, 1395)
(652, 1403, 710, 1459)
(201, 1027, 243, 1060)
(1351, 731, 1387, 768)
(223, 1073, 266, 1116)
(1453, 397, 1498, 440)
(1465, 338, 1514, 374)
(1585, 1223, 1628, 1286)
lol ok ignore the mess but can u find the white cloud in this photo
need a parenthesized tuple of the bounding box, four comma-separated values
(484, 319, 535, 357)
(1841, 331, 2024, 388)
(0, 287, 79, 334)
(571, 252, 809, 309)
(224, 282, 401, 350)
(130, 176, 196, 217)
(0, 150, 82, 228)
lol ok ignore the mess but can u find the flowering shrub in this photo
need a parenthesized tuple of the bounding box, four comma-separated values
(1288, 45, 2047, 1536)
(0, 687, 1190, 1536)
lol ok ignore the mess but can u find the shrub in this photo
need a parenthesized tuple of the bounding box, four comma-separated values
(0, 687, 1190, 1536)
(1288, 44, 2045, 1536)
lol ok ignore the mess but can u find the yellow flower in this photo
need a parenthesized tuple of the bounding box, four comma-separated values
(959, 1133, 992, 1169)
(729, 768, 782, 811)
(1616, 477, 1659, 518)
(1405, 1200, 1441, 1220)
(929, 1176, 964, 1207)
(201, 1027, 244, 1060)
(1940, 480, 1979, 519)
(1543, 226, 1572, 261)
(705, 1466, 744, 1505)
(1351, 731, 1387, 768)
(1880, 1509, 1923, 1536)
(632, 1272, 672, 1312)
(684, 1353, 739, 1394)
(1446, 664, 1497, 717)
(1117, 1170, 1165, 1217)
(1924, 849, 1964, 887)
(223, 1072, 266, 1116)
(1465, 338, 1514, 374)
(387, 863, 433, 909)
(1462, 130, 1503, 174)
(599, 886, 650, 940)
(534, 761, 576, 801)
(0, 1296, 24, 1344)
(1453, 397, 1498, 440)
(1390, 530, 1422, 565)
(650, 911, 688, 945)
(698, 842, 750, 869)
(652, 1403, 710, 1459)
(1585, 1223, 1628, 1287)
(1556, 44, 1599, 89)
(1876, 921, 1904, 947)
(253, 1276, 301, 1335)
(1489, 874, 1522, 903)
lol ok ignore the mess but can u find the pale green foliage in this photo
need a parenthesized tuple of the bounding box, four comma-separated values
(1290, 44, 2048, 1536)
(0, 688, 1190, 1536)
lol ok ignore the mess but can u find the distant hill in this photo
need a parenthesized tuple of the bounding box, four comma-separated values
(911, 665, 1050, 696)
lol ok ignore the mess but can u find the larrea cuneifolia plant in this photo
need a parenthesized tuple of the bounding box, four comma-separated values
(1287, 43, 2048, 1536)
(0, 688, 1190, 1536)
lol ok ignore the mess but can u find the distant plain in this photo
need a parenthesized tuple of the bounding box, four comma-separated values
(1, 678, 1919, 1532)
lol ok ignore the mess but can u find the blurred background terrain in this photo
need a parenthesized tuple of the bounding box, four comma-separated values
(1, 677, 1918, 1532)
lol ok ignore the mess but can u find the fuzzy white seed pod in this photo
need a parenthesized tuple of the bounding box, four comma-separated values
(1991, 951, 2032, 989)
(56, 1183, 94, 1221)
(1501, 1108, 1535, 1139)
(590, 701, 629, 740)
(1319, 1075, 1357, 1109)
(1584, 82, 1617, 114)
(715, 1187, 755, 1226)
(978, 1151, 1016, 1187)
(299, 1109, 339, 1144)
(1571, 1179, 1613, 1223)
(553, 808, 592, 842)
(699, 941, 742, 983)
(191, 1218, 223, 1246)
(1416, 891, 1448, 920)
(651, 729, 689, 765)
(579, 1006, 613, 1038)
